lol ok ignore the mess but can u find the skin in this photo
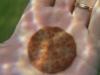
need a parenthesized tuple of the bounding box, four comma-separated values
(0, 0, 100, 75)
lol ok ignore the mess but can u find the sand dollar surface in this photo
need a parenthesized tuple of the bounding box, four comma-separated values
(28, 27, 76, 74)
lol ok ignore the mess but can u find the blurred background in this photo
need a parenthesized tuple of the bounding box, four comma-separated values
(0, 0, 28, 43)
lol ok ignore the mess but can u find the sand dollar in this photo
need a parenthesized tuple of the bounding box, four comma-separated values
(28, 27, 76, 74)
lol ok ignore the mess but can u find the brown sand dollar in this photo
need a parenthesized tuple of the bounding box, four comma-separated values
(28, 27, 76, 74)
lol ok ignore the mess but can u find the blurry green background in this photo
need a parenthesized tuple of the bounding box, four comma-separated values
(0, 0, 28, 43)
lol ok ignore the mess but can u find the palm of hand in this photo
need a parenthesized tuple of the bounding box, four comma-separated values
(32, 3, 97, 75)
(0, 0, 99, 75)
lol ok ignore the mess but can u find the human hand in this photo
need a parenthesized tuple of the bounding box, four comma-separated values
(0, 0, 99, 75)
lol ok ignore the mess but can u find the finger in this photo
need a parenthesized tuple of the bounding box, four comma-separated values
(67, 1, 99, 74)
(33, 0, 55, 8)
(71, 0, 97, 30)
(67, 5, 90, 36)
(33, 0, 54, 21)
(55, 0, 76, 11)
(73, 7, 90, 28)
(89, 0, 100, 40)
(66, 2, 91, 69)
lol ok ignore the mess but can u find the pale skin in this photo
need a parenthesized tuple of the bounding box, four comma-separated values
(0, 0, 100, 75)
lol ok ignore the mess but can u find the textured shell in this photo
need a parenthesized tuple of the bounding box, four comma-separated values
(28, 27, 76, 74)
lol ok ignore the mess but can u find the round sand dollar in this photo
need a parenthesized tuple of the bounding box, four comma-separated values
(28, 27, 76, 74)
